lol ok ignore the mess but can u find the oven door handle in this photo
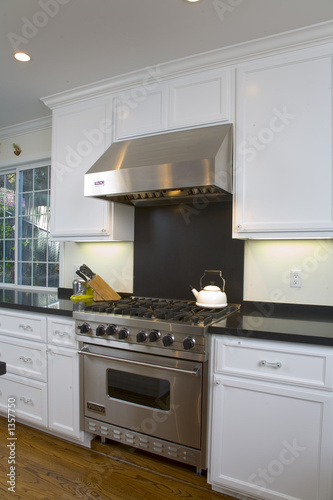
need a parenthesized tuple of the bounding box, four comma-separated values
(78, 349, 201, 376)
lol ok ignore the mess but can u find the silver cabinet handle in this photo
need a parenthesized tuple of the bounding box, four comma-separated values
(20, 397, 33, 405)
(19, 324, 33, 331)
(54, 330, 69, 337)
(19, 356, 33, 364)
(259, 360, 282, 369)
(78, 349, 201, 376)
(215, 379, 221, 385)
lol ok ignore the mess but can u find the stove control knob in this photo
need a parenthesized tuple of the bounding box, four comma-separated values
(183, 336, 195, 350)
(149, 329, 161, 342)
(136, 330, 148, 343)
(106, 324, 118, 336)
(96, 325, 106, 336)
(118, 328, 129, 340)
(78, 322, 91, 334)
(162, 334, 174, 347)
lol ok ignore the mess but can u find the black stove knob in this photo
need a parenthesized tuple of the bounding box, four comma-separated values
(106, 324, 118, 336)
(136, 330, 148, 343)
(149, 329, 160, 342)
(183, 336, 195, 350)
(162, 334, 174, 347)
(79, 322, 91, 334)
(118, 328, 129, 340)
(96, 325, 106, 336)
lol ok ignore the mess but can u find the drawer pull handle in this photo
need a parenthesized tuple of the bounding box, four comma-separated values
(19, 324, 33, 331)
(20, 397, 33, 405)
(19, 356, 33, 364)
(259, 360, 282, 369)
(55, 330, 68, 337)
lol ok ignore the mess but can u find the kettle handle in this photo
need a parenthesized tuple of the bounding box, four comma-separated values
(200, 270, 225, 292)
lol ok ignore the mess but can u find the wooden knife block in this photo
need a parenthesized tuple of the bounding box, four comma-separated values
(88, 275, 121, 301)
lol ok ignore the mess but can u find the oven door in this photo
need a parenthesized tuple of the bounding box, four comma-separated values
(80, 343, 203, 449)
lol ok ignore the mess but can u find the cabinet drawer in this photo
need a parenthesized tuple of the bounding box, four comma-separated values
(0, 336, 47, 382)
(213, 337, 333, 390)
(0, 309, 46, 341)
(0, 373, 47, 427)
(47, 317, 77, 348)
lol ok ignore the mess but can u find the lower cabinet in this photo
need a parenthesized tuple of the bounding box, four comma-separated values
(208, 336, 333, 500)
(47, 346, 81, 439)
(0, 310, 89, 445)
(0, 372, 47, 427)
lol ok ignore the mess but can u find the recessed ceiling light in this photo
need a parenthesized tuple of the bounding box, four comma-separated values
(184, 0, 201, 2)
(14, 52, 31, 62)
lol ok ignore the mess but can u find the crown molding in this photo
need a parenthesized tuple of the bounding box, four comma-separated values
(41, 20, 333, 111)
(0, 116, 52, 140)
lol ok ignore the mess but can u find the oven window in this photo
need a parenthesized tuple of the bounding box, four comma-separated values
(107, 369, 170, 410)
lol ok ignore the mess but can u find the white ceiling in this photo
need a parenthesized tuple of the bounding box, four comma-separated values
(1, 0, 333, 131)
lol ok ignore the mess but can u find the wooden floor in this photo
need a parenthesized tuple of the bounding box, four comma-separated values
(0, 417, 238, 500)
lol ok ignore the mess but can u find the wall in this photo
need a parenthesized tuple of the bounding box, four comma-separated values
(0, 128, 51, 164)
(0, 126, 134, 292)
(244, 240, 333, 306)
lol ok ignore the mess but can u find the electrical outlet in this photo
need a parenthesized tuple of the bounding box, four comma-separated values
(290, 270, 302, 288)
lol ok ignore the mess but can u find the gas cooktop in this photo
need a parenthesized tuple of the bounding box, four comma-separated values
(82, 296, 239, 326)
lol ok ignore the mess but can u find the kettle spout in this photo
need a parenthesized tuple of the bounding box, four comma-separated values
(191, 287, 198, 299)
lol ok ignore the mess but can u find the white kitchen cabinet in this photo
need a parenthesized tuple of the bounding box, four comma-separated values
(51, 97, 134, 241)
(114, 83, 168, 139)
(208, 336, 333, 500)
(169, 68, 233, 129)
(47, 317, 86, 441)
(113, 68, 233, 140)
(47, 345, 81, 439)
(0, 373, 47, 427)
(234, 45, 333, 238)
(0, 335, 47, 382)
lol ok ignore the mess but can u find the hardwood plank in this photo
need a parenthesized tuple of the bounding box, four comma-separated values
(0, 417, 237, 499)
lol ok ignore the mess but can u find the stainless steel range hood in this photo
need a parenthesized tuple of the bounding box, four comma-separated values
(84, 124, 233, 206)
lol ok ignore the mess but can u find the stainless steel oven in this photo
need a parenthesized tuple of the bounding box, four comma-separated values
(74, 297, 238, 474)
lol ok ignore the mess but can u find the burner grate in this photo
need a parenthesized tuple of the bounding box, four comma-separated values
(84, 297, 238, 326)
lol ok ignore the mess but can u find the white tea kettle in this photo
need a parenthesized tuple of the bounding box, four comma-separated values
(191, 270, 227, 308)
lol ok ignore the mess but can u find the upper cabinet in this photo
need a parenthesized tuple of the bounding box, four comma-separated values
(169, 68, 233, 129)
(51, 98, 134, 241)
(114, 68, 233, 140)
(234, 46, 333, 239)
(114, 84, 168, 139)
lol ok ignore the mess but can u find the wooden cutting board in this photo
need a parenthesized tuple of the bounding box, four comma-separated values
(88, 275, 121, 301)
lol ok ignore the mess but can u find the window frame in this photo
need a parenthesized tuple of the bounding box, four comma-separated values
(0, 158, 62, 292)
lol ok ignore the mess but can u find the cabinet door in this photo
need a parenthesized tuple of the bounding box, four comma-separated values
(169, 68, 233, 129)
(114, 84, 167, 139)
(0, 373, 47, 427)
(47, 317, 76, 348)
(47, 346, 81, 439)
(234, 47, 333, 238)
(209, 376, 333, 500)
(0, 336, 47, 381)
(51, 98, 134, 241)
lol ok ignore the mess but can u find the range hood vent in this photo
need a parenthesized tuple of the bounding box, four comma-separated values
(84, 124, 233, 207)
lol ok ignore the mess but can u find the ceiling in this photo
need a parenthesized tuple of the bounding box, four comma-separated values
(1, 0, 333, 131)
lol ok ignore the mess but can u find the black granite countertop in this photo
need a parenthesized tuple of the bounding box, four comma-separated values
(209, 301, 333, 346)
(0, 288, 81, 317)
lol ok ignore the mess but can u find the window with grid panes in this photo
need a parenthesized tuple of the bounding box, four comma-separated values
(0, 164, 59, 287)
